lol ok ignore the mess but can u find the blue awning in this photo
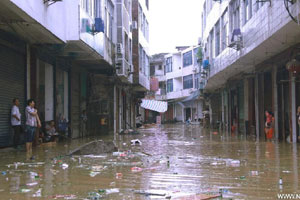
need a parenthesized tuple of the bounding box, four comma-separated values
(182, 90, 201, 102)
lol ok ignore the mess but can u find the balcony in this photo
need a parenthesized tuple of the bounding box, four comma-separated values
(0, 0, 68, 44)
(166, 88, 196, 100)
(116, 58, 131, 82)
(166, 68, 182, 79)
(77, 8, 105, 58)
(104, 36, 115, 66)
(156, 75, 166, 82)
(138, 72, 150, 91)
(204, 1, 300, 91)
(154, 88, 167, 100)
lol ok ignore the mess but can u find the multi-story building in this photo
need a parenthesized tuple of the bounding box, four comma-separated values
(150, 46, 204, 123)
(0, 0, 149, 147)
(131, 0, 151, 124)
(201, 0, 300, 142)
(114, 0, 135, 133)
(0, 0, 116, 144)
(150, 53, 167, 101)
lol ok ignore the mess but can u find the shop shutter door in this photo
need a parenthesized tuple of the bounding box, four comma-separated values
(0, 45, 25, 147)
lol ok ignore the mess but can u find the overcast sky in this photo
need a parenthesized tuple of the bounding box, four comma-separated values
(149, 0, 203, 55)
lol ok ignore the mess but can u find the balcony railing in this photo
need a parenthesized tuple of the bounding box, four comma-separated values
(139, 72, 150, 90)
(166, 88, 196, 100)
(104, 36, 115, 65)
(116, 57, 131, 78)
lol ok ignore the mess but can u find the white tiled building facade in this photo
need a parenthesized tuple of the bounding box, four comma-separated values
(0, 0, 150, 146)
(201, 0, 300, 141)
(202, 0, 300, 90)
(151, 46, 204, 123)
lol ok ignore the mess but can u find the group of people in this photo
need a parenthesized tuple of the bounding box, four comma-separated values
(11, 98, 61, 152)
(265, 107, 300, 141)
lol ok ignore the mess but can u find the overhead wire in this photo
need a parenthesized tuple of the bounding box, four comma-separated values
(284, 0, 299, 24)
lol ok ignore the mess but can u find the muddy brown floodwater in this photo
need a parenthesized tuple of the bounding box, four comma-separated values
(0, 124, 299, 199)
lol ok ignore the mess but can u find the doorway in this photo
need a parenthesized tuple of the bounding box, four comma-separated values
(185, 108, 191, 121)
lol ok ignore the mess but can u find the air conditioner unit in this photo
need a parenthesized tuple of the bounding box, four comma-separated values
(132, 21, 138, 29)
(116, 43, 124, 54)
(228, 28, 243, 50)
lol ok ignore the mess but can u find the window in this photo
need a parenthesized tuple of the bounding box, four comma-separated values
(215, 21, 220, 56)
(158, 65, 162, 70)
(244, 0, 252, 24)
(138, 5, 148, 41)
(206, 0, 213, 14)
(160, 82, 166, 95)
(183, 75, 193, 89)
(139, 45, 143, 72)
(167, 79, 173, 93)
(95, 0, 101, 18)
(138, 5, 142, 28)
(124, 33, 129, 61)
(203, 2, 206, 30)
(142, 14, 146, 35)
(150, 65, 155, 76)
(183, 51, 192, 67)
(209, 30, 214, 59)
(221, 9, 228, 51)
(256, 1, 264, 11)
(145, 20, 149, 42)
(165, 57, 172, 73)
(82, 0, 94, 16)
(145, 54, 149, 76)
(193, 47, 199, 65)
(230, 0, 240, 33)
(105, 1, 114, 39)
(194, 73, 200, 89)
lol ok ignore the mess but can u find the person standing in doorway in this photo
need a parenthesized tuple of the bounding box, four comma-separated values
(80, 110, 87, 137)
(25, 99, 41, 153)
(11, 98, 22, 149)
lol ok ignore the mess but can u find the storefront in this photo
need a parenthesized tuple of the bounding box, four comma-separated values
(88, 74, 114, 135)
(0, 41, 26, 147)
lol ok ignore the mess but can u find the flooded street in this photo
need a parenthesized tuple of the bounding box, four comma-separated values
(0, 124, 299, 199)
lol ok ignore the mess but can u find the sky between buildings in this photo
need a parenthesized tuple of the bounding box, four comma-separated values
(149, 0, 203, 55)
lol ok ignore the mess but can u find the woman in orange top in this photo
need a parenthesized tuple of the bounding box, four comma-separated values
(264, 111, 274, 139)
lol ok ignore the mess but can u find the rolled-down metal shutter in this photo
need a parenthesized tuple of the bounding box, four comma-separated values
(0, 45, 25, 147)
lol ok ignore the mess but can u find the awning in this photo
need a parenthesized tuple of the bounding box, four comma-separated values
(141, 99, 168, 113)
(182, 90, 200, 102)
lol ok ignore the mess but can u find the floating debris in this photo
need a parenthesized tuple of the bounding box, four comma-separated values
(131, 139, 142, 146)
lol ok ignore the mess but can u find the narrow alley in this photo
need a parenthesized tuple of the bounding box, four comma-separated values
(0, 124, 298, 199)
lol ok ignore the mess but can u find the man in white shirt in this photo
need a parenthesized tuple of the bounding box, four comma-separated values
(25, 99, 41, 153)
(11, 98, 21, 149)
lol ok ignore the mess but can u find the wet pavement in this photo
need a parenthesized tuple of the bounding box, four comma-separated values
(0, 124, 299, 199)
